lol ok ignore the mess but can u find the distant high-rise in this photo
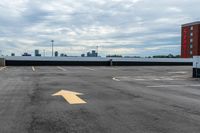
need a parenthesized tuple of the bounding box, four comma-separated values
(181, 22, 200, 58)
(35, 50, 41, 56)
(22, 53, 31, 56)
(87, 50, 98, 57)
(60, 53, 67, 57)
(87, 52, 90, 57)
(55, 51, 58, 57)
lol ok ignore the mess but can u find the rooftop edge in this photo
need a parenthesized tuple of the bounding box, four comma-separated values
(182, 21, 200, 27)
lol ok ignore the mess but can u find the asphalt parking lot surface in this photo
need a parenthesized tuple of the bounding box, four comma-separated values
(0, 66, 200, 133)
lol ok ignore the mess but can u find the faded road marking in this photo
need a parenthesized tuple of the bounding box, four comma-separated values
(32, 66, 35, 72)
(147, 84, 200, 88)
(0, 67, 6, 71)
(112, 77, 120, 81)
(57, 66, 67, 72)
(171, 75, 188, 78)
(52, 90, 87, 105)
(113, 76, 186, 81)
(102, 67, 119, 70)
(82, 67, 95, 71)
(135, 78, 146, 81)
(168, 71, 187, 74)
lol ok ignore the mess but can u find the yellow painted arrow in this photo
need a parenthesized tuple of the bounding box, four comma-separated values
(52, 90, 87, 105)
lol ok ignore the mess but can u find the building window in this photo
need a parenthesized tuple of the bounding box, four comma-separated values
(190, 26, 193, 30)
(190, 32, 193, 36)
(190, 38, 193, 43)
(190, 50, 193, 55)
(190, 44, 193, 49)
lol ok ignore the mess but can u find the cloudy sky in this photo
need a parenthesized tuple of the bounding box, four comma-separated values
(0, 0, 199, 57)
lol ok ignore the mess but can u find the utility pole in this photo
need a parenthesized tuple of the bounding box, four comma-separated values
(51, 40, 54, 57)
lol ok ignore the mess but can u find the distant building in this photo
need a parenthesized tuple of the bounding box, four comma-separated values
(153, 54, 180, 58)
(60, 53, 67, 57)
(124, 56, 140, 58)
(106, 55, 122, 58)
(181, 21, 200, 58)
(87, 52, 90, 57)
(92, 50, 98, 57)
(22, 53, 31, 56)
(87, 50, 98, 57)
(11, 53, 15, 56)
(35, 50, 41, 56)
(55, 51, 58, 57)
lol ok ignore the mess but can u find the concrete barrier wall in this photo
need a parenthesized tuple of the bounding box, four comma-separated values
(6, 60, 110, 66)
(6, 60, 192, 66)
(193, 56, 200, 78)
(5, 56, 193, 62)
(5, 56, 193, 66)
(0, 58, 5, 66)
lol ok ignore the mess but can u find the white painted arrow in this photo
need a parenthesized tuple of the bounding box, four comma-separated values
(52, 90, 86, 105)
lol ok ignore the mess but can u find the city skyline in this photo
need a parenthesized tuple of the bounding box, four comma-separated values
(0, 0, 200, 56)
(19, 49, 99, 57)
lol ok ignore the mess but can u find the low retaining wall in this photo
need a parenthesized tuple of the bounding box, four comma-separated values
(112, 61, 192, 66)
(6, 60, 192, 66)
(0, 58, 5, 66)
(6, 60, 110, 66)
(4, 57, 192, 66)
(193, 56, 200, 78)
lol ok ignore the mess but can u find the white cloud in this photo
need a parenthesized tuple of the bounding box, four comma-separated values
(145, 45, 179, 51)
(0, 0, 199, 56)
(167, 7, 182, 13)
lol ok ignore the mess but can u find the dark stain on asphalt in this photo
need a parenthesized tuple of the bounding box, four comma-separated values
(27, 107, 109, 133)
(26, 75, 109, 133)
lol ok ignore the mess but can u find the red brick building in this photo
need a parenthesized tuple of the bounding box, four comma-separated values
(181, 22, 200, 58)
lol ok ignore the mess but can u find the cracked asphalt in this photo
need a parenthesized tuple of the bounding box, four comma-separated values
(0, 66, 200, 133)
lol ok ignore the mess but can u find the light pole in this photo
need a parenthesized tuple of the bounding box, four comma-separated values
(96, 45, 99, 57)
(51, 40, 54, 57)
(43, 49, 46, 57)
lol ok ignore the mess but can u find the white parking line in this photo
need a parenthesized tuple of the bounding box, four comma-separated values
(112, 77, 120, 81)
(158, 78, 174, 81)
(171, 75, 187, 78)
(32, 66, 35, 72)
(168, 71, 187, 74)
(82, 67, 95, 71)
(135, 79, 146, 81)
(147, 84, 200, 88)
(57, 66, 67, 72)
(0, 66, 6, 71)
(102, 67, 119, 70)
(112, 76, 185, 81)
